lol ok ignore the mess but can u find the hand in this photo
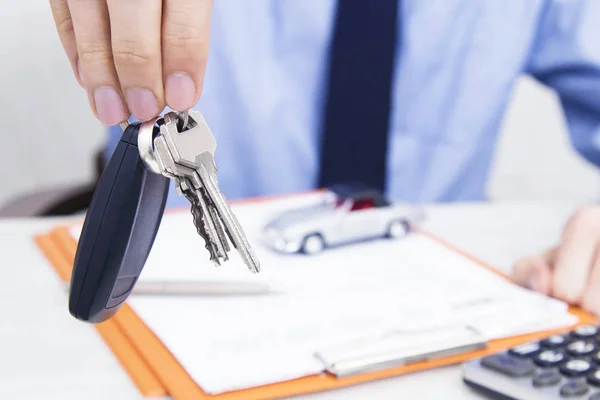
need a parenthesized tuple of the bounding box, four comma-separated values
(513, 206, 600, 315)
(50, 0, 212, 125)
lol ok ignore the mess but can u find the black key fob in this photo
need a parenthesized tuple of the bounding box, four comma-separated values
(68, 122, 170, 323)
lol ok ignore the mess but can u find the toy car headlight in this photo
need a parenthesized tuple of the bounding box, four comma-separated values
(263, 227, 301, 252)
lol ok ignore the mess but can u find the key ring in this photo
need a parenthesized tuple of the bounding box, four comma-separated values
(121, 111, 191, 174)
(138, 117, 164, 174)
(121, 110, 189, 132)
(176, 110, 190, 131)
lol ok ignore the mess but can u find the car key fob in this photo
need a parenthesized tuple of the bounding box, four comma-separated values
(68, 122, 170, 323)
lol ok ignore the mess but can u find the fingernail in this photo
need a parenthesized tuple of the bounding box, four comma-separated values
(126, 88, 159, 121)
(77, 59, 84, 86)
(165, 73, 196, 111)
(93, 87, 127, 125)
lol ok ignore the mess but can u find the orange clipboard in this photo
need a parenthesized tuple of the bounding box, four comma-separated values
(34, 193, 599, 400)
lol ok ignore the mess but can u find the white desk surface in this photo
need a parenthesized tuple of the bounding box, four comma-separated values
(0, 201, 585, 400)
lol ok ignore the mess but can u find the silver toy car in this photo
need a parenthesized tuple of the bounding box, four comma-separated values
(262, 183, 426, 254)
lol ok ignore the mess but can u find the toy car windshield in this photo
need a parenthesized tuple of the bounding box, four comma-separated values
(324, 183, 390, 209)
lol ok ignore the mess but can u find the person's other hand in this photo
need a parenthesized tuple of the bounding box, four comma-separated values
(513, 206, 600, 315)
(50, 0, 212, 125)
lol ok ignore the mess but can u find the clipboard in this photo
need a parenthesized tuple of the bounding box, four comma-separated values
(34, 192, 599, 400)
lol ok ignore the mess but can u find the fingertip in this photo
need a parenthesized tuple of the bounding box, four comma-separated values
(165, 72, 198, 111)
(125, 88, 161, 121)
(513, 256, 542, 283)
(532, 262, 552, 295)
(513, 256, 552, 295)
(92, 86, 129, 126)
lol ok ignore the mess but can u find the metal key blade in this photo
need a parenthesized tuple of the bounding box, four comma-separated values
(182, 187, 221, 266)
(154, 110, 260, 273)
(193, 185, 229, 263)
(195, 158, 260, 273)
(207, 201, 231, 254)
(154, 133, 224, 266)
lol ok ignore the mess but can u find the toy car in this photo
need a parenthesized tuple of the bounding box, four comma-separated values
(262, 183, 426, 254)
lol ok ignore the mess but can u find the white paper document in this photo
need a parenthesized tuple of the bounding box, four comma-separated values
(70, 193, 579, 394)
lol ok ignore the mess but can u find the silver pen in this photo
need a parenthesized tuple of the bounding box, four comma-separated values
(314, 325, 487, 377)
(131, 281, 277, 296)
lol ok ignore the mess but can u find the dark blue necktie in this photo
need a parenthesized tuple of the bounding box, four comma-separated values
(317, 0, 399, 192)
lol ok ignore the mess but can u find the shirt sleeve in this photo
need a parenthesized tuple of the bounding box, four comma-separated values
(525, 0, 600, 167)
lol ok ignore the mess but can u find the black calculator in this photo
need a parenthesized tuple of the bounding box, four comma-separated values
(463, 325, 600, 399)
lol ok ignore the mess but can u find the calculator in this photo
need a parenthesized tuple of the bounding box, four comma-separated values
(462, 325, 600, 399)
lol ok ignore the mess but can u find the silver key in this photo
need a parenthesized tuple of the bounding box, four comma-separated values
(138, 118, 219, 265)
(138, 117, 222, 263)
(153, 126, 228, 265)
(182, 182, 224, 264)
(141, 110, 260, 273)
(164, 112, 259, 272)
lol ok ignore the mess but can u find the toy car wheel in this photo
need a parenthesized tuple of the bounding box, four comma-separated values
(302, 234, 325, 254)
(387, 220, 409, 239)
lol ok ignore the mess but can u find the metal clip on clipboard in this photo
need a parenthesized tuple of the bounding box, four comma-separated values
(314, 325, 487, 378)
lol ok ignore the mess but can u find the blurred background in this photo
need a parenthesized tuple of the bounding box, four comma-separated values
(1, 0, 599, 213)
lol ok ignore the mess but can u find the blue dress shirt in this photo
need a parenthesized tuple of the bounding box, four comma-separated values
(105, 0, 600, 208)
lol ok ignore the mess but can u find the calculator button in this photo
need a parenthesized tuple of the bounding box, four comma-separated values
(480, 354, 535, 377)
(587, 369, 600, 387)
(532, 369, 562, 387)
(560, 359, 593, 377)
(535, 350, 566, 367)
(593, 351, 600, 364)
(567, 340, 597, 357)
(508, 342, 542, 358)
(542, 335, 568, 348)
(573, 325, 599, 339)
(560, 381, 589, 397)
